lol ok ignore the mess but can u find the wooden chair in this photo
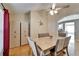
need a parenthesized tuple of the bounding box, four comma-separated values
(50, 39, 65, 56)
(63, 36, 71, 56)
(37, 33, 52, 56)
(27, 37, 38, 56)
(38, 33, 53, 38)
(27, 37, 50, 56)
(58, 29, 67, 37)
(50, 36, 71, 56)
(36, 45, 50, 56)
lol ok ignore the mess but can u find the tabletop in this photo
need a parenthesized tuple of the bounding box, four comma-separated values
(33, 37, 66, 51)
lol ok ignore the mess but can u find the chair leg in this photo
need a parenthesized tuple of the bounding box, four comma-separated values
(40, 51, 44, 56)
(66, 48, 69, 56)
(32, 52, 34, 56)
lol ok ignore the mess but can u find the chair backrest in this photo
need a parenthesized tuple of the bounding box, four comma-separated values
(38, 33, 50, 38)
(64, 36, 71, 48)
(58, 29, 67, 37)
(55, 39, 65, 53)
(27, 37, 37, 56)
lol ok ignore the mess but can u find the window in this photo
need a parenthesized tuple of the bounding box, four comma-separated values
(58, 24, 63, 30)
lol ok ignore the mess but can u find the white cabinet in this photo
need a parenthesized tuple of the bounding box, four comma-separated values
(10, 21, 29, 48)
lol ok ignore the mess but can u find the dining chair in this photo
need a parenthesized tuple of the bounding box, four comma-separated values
(58, 29, 67, 37)
(27, 37, 38, 56)
(38, 33, 53, 38)
(63, 36, 71, 56)
(50, 39, 65, 56)
(37, 33, 52, 56)
(27, 37, 50, 56)
(36, 45, 50, 56)
(50, 36, 71, 56)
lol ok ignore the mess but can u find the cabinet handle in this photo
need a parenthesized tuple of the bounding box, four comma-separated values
(14, 31, 16, 33)
(14, 35, 16, 38)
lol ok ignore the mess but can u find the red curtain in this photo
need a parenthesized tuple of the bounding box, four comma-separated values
(3, 9, 10, 56)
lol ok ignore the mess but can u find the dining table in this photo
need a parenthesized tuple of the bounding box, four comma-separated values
(33, 36, 66, 52)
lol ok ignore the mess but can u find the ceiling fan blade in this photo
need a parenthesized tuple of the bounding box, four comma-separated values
(52, 3, 56, 9)
(54, 10, 58, 14)
(62, 5, 70, 8)
(55, 5, 69, 11)
(55, 8, 62, 11)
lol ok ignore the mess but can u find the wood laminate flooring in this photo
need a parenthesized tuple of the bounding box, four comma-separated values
(9, 44, 32, 56)
(9, 43, 75, 56)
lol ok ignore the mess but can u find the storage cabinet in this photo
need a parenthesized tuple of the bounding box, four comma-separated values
(10, 21, 28, 48)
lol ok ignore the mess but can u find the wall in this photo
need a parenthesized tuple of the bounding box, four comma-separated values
(48, 15, 58, 36)
(75, 19, 79, 55)
(0, 7, 3, 56)
(75, 19, 79, 41)
(30, 11, 48, 39)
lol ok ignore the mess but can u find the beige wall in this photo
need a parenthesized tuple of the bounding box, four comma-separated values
(0, 7, 3, 55)
(31, 11, 48, 39)
(48, 15, 58, 36)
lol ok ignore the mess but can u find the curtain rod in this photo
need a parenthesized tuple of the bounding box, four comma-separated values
(1, 3, 5, 9)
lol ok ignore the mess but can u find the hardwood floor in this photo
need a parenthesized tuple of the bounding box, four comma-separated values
(9, 43, 74, 56)
(9, 44, 32, 56)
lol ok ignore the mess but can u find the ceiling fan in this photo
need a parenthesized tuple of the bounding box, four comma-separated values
(49, 3, 70, 15)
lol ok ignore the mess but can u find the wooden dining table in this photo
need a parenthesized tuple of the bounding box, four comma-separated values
(33, 37, 66, 52)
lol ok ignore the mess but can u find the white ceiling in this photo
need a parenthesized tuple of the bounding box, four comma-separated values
(4, 3, 51, 13)
(4, 3, 79, 14)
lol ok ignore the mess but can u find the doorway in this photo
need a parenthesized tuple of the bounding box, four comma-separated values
(65, 22, 75, 56)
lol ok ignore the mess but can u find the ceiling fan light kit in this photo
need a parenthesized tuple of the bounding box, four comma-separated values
(49, 3, 58, 15)
(49, 10, 58, 15)
(54, 10, 58, 14)
(49, 10, 54, 15)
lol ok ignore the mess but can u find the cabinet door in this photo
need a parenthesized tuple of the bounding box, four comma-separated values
(21, 21, 28, 45)
(10, 21, 20, 48)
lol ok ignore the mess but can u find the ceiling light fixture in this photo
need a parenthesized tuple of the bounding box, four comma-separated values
(49, 3, 69, 15)
(49, 10, 54, 15)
